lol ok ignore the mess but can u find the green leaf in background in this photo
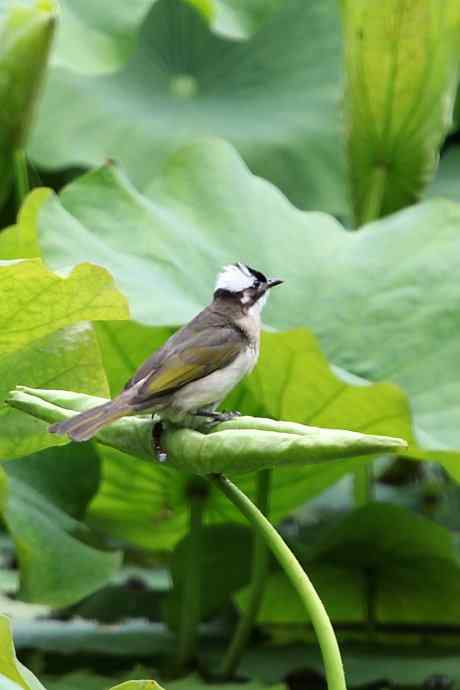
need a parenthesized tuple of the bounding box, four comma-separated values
(341, 0, 460, 225)
(166, 524, 253, 627)
(30, 0, 346, 215)
(13, 618, 177, 657)
(241, 503, 460, 626)
(94, 321, 174, 396)
(37, 140, 460, 449)
(165, 677, 284, 690)
(0, 188, 48, 260)
(0, 0, 56, 207)
(52, 0, 157, 74)
(9, 328, 410, 550)
(0, 324, 110, 460)
(52, 0, 285, 76)
(0, 614, 46, 690)
(44, 672, 283, 690)
(4, 441, 100, 518)
(237, 564, 365, 625)
(0, 254, 129, 459)
(0, 462, 121, 607)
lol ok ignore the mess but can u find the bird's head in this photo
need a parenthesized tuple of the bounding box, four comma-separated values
(214, 263, 283, 313)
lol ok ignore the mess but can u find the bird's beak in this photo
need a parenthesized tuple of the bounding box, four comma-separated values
(267, 278, 284, 289)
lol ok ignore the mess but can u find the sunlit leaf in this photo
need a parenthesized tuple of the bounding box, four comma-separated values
(0, 253, 129, 459)
(341, 0, 460, 224)
(0, 188, 48, 260)
(0, 614, 46, 690)
(0, 258, 129, 357)
(0, 324, 110, 459)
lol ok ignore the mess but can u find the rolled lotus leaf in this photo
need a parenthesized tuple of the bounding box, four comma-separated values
(7, 386, 407, 476)
(0, 0, 57, 205)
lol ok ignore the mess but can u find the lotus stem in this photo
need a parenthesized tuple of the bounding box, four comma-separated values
(212, 474, 347, 690)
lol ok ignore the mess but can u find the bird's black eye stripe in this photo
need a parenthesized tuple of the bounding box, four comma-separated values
(247, 266, 267, 283)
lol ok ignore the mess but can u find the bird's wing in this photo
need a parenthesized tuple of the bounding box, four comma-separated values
(128, 324, 246, 405)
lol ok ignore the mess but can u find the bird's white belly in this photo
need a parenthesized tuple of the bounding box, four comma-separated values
(172, 345, 257, 413)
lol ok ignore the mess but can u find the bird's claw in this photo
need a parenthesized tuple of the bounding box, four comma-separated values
(219, 410, 241, 421)
(151, 420, 168, 462)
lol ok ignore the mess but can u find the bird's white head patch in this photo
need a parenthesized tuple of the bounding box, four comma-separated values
(215, 263, 257, 293)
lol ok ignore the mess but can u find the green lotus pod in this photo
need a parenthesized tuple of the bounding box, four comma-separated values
(7, 386, 407, 476)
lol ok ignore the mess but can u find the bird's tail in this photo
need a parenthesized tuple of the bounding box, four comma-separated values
(48, 396, 132, 442)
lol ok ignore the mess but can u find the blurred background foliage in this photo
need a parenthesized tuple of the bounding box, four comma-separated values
(2, 0, 460, 688)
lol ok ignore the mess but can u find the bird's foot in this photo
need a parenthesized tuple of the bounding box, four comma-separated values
(151, 420, 168, 462)
(217, 410, 241, 422)
(195, 409, 241, 426)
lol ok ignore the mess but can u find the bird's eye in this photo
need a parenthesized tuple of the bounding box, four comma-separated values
(253, 280, 260, 289)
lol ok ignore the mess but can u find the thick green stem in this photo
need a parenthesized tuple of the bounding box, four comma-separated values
(353, 463, 373, 507)
(221, 469, 272, 678)
(212, 474, 347, 690)
(358, 165, 386, 226)
(13, 150, 29, 208)
(175, 485, 206, 671)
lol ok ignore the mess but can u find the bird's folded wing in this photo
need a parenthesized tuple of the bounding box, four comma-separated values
(129, 326, 245, 404)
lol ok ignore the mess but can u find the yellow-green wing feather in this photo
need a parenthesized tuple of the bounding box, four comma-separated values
(131, 328, 244, 404)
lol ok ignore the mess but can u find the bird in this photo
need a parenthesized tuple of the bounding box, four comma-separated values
(49, 263, 283, 443)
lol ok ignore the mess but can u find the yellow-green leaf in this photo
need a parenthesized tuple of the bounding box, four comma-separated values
(342, 0, 460, 224)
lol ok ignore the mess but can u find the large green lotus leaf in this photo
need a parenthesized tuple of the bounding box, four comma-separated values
(241, 503, 460, 626)
(52, 0, 286, 76)
(52, 0, 157, 74)
(341, 0, 460, 225)
(9, 328, 409, 549)
(30, 0, 346, 215)
(426, 146, 460, 203)
(0, 0, 56, 208)
(0, 465, 121, 607)
(0, 324, 110, 460)
(37, 140, 460, 448)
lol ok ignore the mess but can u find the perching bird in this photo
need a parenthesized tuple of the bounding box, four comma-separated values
(49, 263, 283, 442)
